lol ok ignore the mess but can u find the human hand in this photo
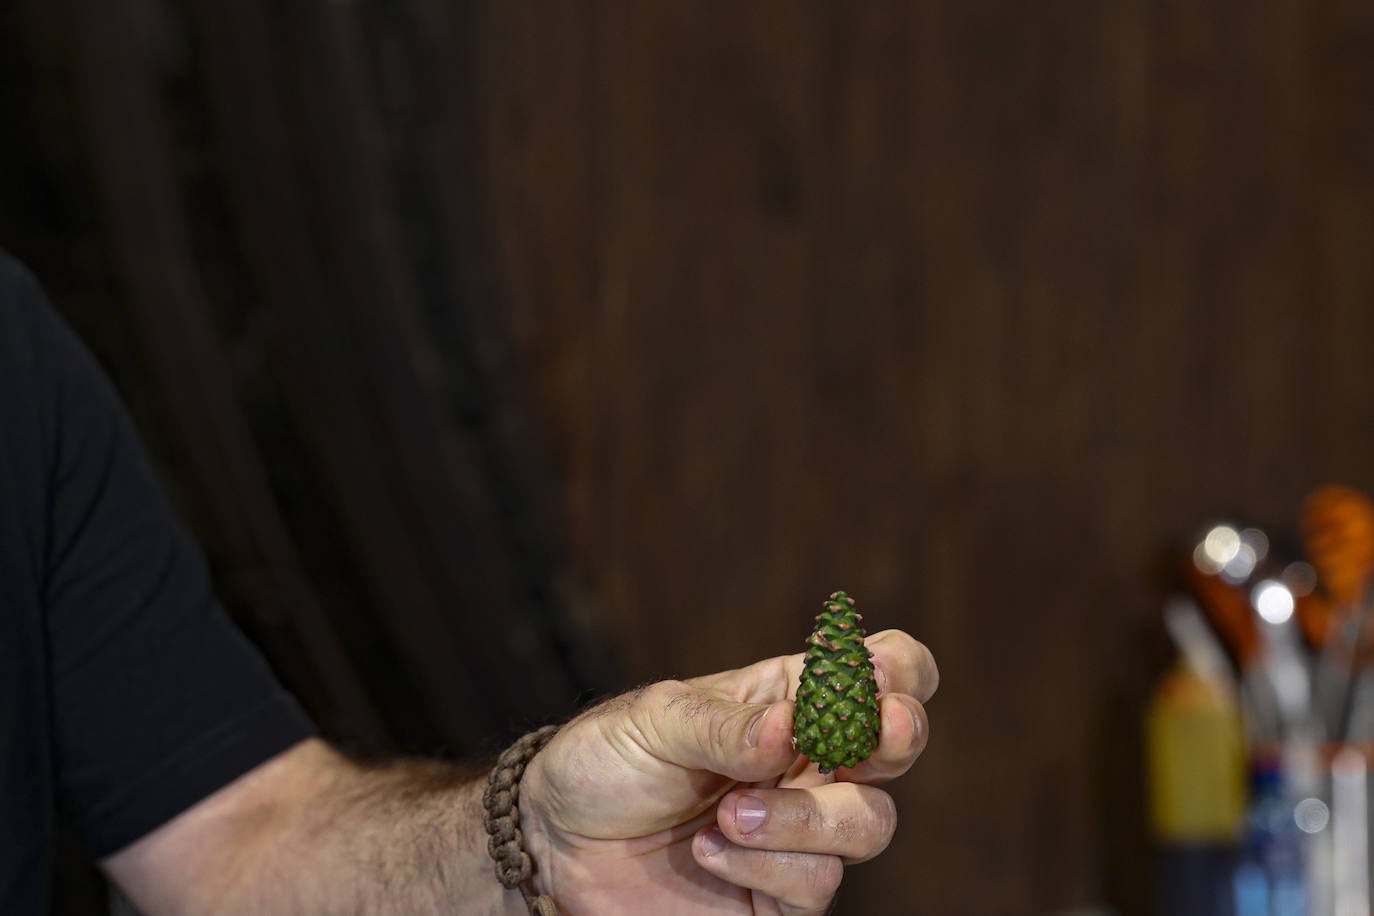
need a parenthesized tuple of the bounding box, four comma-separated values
(520, 629, 938, 914)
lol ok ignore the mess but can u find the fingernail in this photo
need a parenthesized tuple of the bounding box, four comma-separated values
(699, 826, 728, 857)
(734, 795, 767, 835)
(746, 704, 772, 749)
(874, 660, 889, 694)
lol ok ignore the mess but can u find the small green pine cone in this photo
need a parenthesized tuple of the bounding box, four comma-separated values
(794, 590, 880, 773)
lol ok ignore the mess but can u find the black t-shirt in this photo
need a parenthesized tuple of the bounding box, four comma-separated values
(0, 253, 316, 913)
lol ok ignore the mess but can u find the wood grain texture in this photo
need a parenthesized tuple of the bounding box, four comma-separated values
(61, 0, 390, 747)
(167, 0, 598, 748)
(458, 1, 1374, 912)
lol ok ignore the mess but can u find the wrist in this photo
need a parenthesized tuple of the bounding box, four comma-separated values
(458, 779, 531, 915)
(516, 753, 558, 901)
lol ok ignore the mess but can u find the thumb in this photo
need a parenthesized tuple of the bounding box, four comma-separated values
(633, 681, 796, 782)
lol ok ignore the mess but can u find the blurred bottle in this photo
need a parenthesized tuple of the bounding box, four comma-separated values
(1147, 656, 1247, 915)
(1232, 758, 1306, 915)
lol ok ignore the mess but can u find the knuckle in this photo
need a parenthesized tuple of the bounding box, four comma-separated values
(649, 679, 691, 705)
(650, 680, 702, 721)
(835, 788, 897, 857)
(768, 790, 824, 838)
(649, 680, 736, 752)
(630, 680, 693, 747)
(709, 703, 738, 750)
(799, 794, 826, 834)
(869, 792, 898, 849)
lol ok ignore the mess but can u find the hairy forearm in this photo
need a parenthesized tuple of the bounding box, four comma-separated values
(118, 740, 532, 915)
(244, 751, 522, 913)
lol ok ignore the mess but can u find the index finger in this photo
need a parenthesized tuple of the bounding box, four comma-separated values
(690, 629, 938, 707)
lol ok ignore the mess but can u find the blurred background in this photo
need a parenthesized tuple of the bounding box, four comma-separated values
(3, 1, 1374, 914)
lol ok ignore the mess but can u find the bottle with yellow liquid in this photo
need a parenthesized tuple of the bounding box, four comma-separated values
(1147, 661, 1247, 843)
(1146, 599, 1248, 915)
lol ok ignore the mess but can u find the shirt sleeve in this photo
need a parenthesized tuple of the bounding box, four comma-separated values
(20, 272, 316, 857)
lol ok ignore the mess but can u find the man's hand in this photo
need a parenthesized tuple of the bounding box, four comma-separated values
(522, 629, 938, 915)
(101, 629, 935, 915)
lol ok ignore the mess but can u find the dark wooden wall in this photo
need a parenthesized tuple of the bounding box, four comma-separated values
(457, 2, 1374, 913)
(4, 1, 1374, 914)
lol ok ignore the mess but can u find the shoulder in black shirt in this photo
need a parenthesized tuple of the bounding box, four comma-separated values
(0, 252, 315, 914)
